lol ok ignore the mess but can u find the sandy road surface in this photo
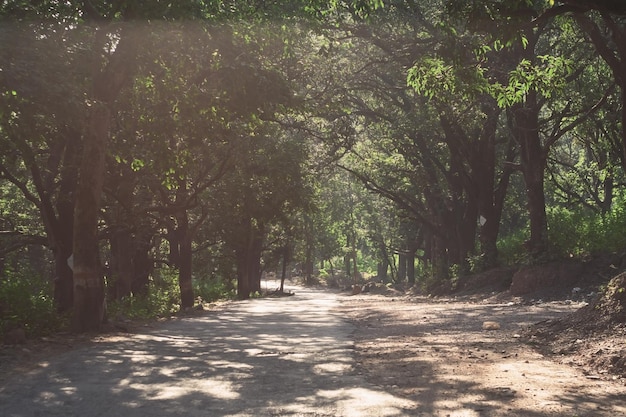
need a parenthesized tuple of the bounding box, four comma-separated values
(0, 285, 415, 417)
(2, 285, 626, 416)
(337, 293, 626, 417)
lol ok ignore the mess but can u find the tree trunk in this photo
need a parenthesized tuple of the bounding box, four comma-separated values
(249, 227, 264, 294)
(377, 247, 389, 283)
(473, 106, 509, 269)
(52, 127, 80, 312)
(352, 242, 359, 287)
(236, 250, 251, 300)
(108, 225, 133, 300)
(511, 91, 549, 258)
(173, 207, 194, 309)
(406, 249, 416, 285)
(131, 228, 152, 296)
(397, 252, 407, 282)
(72, 102, 109, 332)
(304, 216, 314, 285)
(431, 234, 448, 282)
(72, 25, 136, 332)
(236, 217, 263, 299)
(280, 245, 289, 292)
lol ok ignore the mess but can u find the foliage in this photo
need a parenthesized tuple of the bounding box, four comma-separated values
(548, 202, 626, 257)
(0, 257, 65, 337)
(107, 267, 181, 320)
(194, 276, 235, 302)
(498, 229, 530, 266)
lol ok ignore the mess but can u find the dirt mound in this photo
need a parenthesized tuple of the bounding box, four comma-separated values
(523, 272, 626, 379)
(509, 254, 626, 298)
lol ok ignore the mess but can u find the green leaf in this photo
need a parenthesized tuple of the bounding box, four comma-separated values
(131, 158, 145, 171)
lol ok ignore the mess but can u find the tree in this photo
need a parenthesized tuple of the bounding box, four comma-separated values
(0, 20, 87, 312)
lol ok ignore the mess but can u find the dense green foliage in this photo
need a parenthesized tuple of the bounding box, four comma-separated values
(1, 1, 626, 336)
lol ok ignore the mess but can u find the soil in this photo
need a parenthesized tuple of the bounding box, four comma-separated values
(335, 288, 626, 416)
(331, 258, 626, 416)
(2, 262, 626, 416)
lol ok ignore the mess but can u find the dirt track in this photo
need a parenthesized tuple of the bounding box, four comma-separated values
(337, 292, 626, 417)
(0, 285, 414, 417)
(1, 284, 626, 416)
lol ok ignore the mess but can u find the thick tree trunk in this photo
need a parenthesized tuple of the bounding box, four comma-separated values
(235, 217, 263, 299)
(52, 127, 80, 312)
(236, 252, 251, 300)
(431, 234, 448, 282)
(175, 208, 195, 309)
(511, 92, 549, 257)
(72, 24, 136, 332)
(53, 244, 74, 312)
(107, 164, 136, 300)
(473, 106, 508, 269)
(249, 229, 264, 294)
(178, 233, 194, 308)
(72, 102, 109, 332)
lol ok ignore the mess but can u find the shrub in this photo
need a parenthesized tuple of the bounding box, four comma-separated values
(194, 275, 235, 302)
(547, 204, 626, 257)
(0, 264, 65, 338)
(108, 266, 181, 320)
(497, 229, 529, 266)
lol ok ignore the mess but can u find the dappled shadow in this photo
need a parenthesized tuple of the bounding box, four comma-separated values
(0, 287, 416, 416)
(341, 295, 626, 416)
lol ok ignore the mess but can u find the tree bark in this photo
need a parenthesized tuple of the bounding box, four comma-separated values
(280, 244, 290, 292)
(72, 25, 136, 332)
(397, 252, 407, 282)
(131, 229, 152, 296)
(235, 217, 264, 299)
(377, 243, 389, 283)
(406, 249, 416, 285)
(108, 225, 133, 300)
(72, 102, 109, 332)
(177, 212, 194, 309)
(510, 91, 549, 257)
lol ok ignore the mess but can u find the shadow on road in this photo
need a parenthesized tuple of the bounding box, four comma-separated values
(0, 286, 417, 417)
(341, 295, 626, 417)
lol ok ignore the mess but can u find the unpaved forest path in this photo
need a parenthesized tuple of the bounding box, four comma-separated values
(1, 283, 625, 417)
(337, 292, 626, 417)
(0, 284, 414, 417)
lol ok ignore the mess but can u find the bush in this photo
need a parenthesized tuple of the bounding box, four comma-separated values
(547, 204, 626, 257)
(497, 229, 529, 266)
(108, 266, 181, 320)
(0, 264, 65, 338)
(194, 275, 235, 302)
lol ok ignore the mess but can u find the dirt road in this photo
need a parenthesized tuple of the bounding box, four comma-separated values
(337, 292, 626, 417)
(0, 285, 415, 417)
(1, 284, 625, 416)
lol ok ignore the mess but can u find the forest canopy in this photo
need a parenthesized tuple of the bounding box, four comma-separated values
(1, 0, 626, 334)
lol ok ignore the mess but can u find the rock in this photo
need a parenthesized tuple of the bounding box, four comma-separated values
(482, 321, 501, 330)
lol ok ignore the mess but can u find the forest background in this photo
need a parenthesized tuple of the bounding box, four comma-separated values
(1, 0, 626, 337)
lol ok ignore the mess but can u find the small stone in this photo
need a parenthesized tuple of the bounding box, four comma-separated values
(482, 321, 501, 330)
